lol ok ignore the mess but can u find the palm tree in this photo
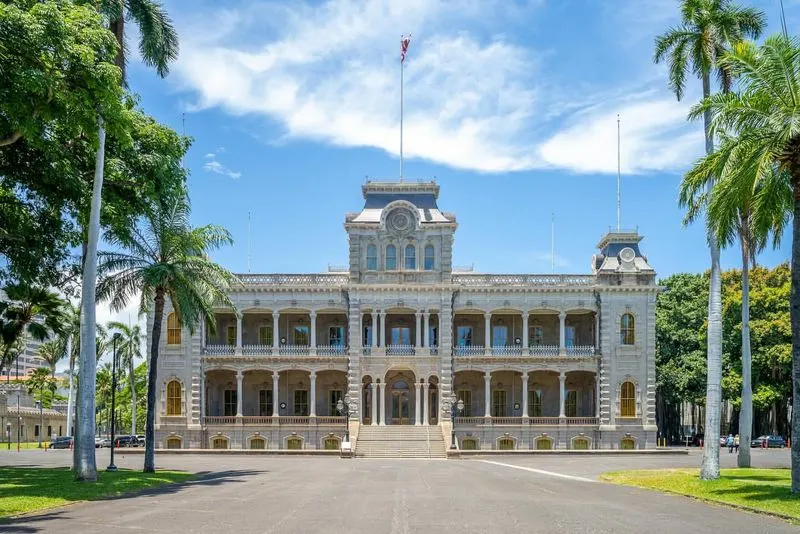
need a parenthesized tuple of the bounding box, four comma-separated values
(97, 191, 236, 472)
(682, 156, 791, 467)
(27, 367, 57, 409)
(37, 339, 66, 377)
(0, 284, 66, 377)
(653, 0, 765, 480)
(684, 35, 800, 493)
(75, 0, 178, 482)
(108, 321, 143, 435)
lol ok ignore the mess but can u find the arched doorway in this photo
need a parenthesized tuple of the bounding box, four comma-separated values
(385, 370, 417, 425)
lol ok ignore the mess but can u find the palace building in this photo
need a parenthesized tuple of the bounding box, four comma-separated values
(151, 181, 658, 454)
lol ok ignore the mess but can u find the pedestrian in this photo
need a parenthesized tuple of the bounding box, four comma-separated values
(734, 434, 740, 453)
(727, 434, 734, 453)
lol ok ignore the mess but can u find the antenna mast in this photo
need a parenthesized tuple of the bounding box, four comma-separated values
(617, 114, 621, 231)
(550, 213, 555, 274)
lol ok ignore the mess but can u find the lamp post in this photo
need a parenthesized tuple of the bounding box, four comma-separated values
(36, 400, 42, 449)
(449, 395, 464, 449)
(107, 333, 121, 472)
(336, 396, 351, 443)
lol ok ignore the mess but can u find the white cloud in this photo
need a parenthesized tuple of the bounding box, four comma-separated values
(173, 0, 700, 175)
(203, 149, 241, 179)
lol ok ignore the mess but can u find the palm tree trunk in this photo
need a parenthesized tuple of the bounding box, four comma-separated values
(129, 353, 136, 435)
(74, 115, 106, 482)
(144, 289, 165, 472)
(700, 71, 723, 481)
(791, 172, 800, 494)
(738, 231, 753, 468)
(66, 338, 75, 436)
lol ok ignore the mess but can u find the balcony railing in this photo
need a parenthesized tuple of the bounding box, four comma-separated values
(386, 344, 415, 355)
(202, 416, 346, 425)
(204, 416, 238, 425)
(529, 417, 562, 425)
(316, 344, 347, 356)
(453, 345, 485, 356)
(315, 416, 346, 424)
(452, 416, 600, 426)
(204, 345, 236, 356)
(528, 345, 560, 356)
(242, 416, 274, 424)
(452, 274, 595, 287)
(279, 345, 310, 356)
(492, 345, 522, 356)
(566, 345, 596, 357)
(242, 344, 272, 356)
(237, 273, 349, 286)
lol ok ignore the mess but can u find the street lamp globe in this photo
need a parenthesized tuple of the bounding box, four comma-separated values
(336, 399, 344, 413)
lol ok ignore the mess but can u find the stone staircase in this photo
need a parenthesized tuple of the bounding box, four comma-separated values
(354, 425, 447, 459)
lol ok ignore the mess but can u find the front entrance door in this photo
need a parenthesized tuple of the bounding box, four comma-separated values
(391, 380, 411, 424)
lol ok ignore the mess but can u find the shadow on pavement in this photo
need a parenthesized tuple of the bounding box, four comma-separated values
(0, 468, 261, 532)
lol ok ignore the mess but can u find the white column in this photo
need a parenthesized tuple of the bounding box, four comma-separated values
(236, 371, 243, 417)
(484, 312, 492, 351)
(559, 311, 567, 355)
(484, 373, 492, 418)
(371, 311, 378, 349)
(371, 383, 378, 425)
(309, 372, 316, 417)
(358, 384, 364, 423)
(379, 310, 386, 347)
(236, 314, 243, 355)
(594, 312, 600, 351)
(415, 311, 422, 348)
(423, 311, 430, 348)
(559, 371, 566, 418)
(422, 382, 430, 425)
(415, 383, 421, 425)
(378, 382, 385, 425)
(309, 312, 317, 349)
(522, 312, 529, 353)
(272, 312, 280, 352)
(521, 372, 529, 418)
(272, 372, 280, 417)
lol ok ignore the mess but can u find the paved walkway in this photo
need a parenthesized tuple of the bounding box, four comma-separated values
(0, 449, 795, 533)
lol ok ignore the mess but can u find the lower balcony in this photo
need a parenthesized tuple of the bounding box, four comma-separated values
(454, 416, 599, 426)
(203, 344, 348, 357)
(202, 416, 346, 426)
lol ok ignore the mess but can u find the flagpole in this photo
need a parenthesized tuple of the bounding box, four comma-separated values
(617, 114, 621, 231)
(400, 35, 404, 182)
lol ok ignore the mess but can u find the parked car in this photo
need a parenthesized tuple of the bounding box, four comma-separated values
(136, 435, 145, 447)
(750, 435, 786, 448)
(114, 435, 139, 448)
(97, 438, 112, 448)
(49, 436, 73, 449)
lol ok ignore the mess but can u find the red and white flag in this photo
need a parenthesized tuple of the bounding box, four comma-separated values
(401, 33, 411, 63)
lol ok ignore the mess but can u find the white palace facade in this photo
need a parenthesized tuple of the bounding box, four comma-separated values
(150, 181, 658, 453)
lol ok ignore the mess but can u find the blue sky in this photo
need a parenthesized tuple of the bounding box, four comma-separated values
(121, 0, 792, 289)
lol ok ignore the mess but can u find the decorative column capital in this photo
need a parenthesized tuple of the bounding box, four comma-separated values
(559, 311, 567, 319)
(559, 371, 566, 381)
(522, 311, 529, 319)
(310, 371, 317, 380)
(236, 370, 244, 380)
(309, 310, 317, 318)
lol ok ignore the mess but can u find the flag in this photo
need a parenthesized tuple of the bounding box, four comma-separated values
(401, 34, 411, 63)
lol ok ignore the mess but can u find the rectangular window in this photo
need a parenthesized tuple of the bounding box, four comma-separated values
(565, 326, 576, 348)
(456, 390, 472, 417)
(531, 326, 543, 345)
(258, 326, 273, 346)
(492, 325, 508, 348)
(329, 326, 344, 346)
(528, 390, 542, 417)
(363, 326, 373, 346)
(34, 425, 40, 437)
(294, 390, 309, 416)
(424, 246, 434, 270)
(226, 325, 236, 346)
(390, 327, 411, 345)
(293, 325, 309, 346)
(457, 326, 473, 347)
(429, 326, 438, 347)
(492, 390, 507, 417)
(366, 246, 377, 270)
(259, 389, 273, 416)
(566, 390, 578, 417)
(224, 390, 237, 416)
(328, 390, 343, 415)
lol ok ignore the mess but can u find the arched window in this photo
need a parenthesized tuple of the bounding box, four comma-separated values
(620, 437, 636, 450)
(250, 437, 266, 450)
(572, 437, 590, 450)
(498, 437, 515, 450)
(620, 381, 636, 418)
(166, 437, 182, 449)
(323, 437, 340, 450)
(287, 437, 303, 450)
(366, 244, 377, 270)
(386, 245, 397, 270)
(460, 438, 478, 450)
(405, 244, 416, 269)
(167, 312, 181, 345)
(166, 380, 182, 416)
(211, 436, 228, 449)
(620, 313, 635, 345)
(535, 437, 553, 450)
(424, 245, 435, 270)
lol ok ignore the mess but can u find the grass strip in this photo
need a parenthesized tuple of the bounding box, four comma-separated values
(601, 468, 800, 521)
(0, 466, 193, 519)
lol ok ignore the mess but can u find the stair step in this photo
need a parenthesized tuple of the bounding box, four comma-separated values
(354, 425, 446, 459)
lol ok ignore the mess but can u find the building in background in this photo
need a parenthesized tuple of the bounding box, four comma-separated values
(150, 181, 658, 453)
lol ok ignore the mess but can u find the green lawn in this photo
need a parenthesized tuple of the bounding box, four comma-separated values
(0, 467, 193, 519)
(0, 441, 51, 450)
(601, 468, 800, 521)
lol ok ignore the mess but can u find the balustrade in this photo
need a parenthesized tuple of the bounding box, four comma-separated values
(528, 417, 562, 425)
(278, 345, 311, 356)
(203, 416, 237, 425)
(452, 345, 485, 357)
(241, 344, 271, 356)
(237, 273, 349, 285)
(241, 416, 274, 424)
(315, 416, 346, 424)
(565, 345, 596, 357)
(386, 344, 415, 356)
(454, 417, 485, 425)
(564, 417, 598, 425)
(491, 417, 524, 425)
(203, 345, 235, 356)
(528, 345, 560, 357)
(316, 345, 348, 356)
(452, 274, 595, 287)
(492, 345, 522, 356)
